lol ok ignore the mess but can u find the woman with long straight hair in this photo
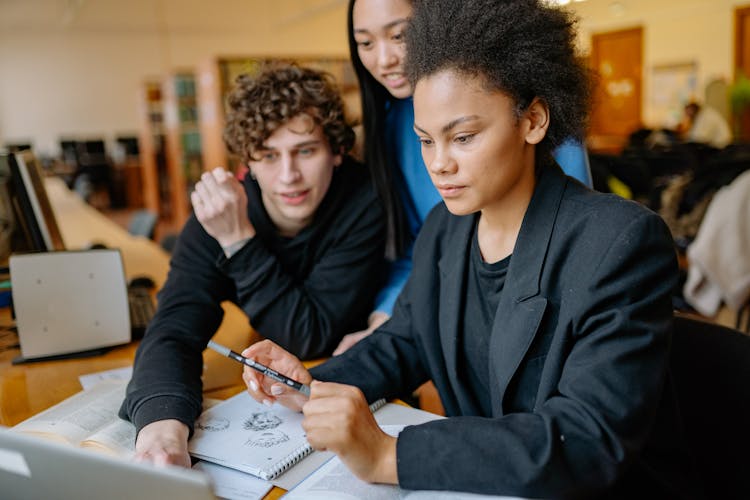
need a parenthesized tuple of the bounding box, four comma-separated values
(335, 0, 593, 354)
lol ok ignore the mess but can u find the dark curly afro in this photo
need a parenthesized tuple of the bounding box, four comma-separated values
(405, 0, 592, 157)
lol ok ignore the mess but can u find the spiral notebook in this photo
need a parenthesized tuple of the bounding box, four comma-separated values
(188, 391, 385, 481)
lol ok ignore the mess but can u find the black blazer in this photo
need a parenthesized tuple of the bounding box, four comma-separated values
(312, 163, 690, 498)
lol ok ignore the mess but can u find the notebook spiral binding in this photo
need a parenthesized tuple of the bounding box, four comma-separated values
(266, 442, 314, 479)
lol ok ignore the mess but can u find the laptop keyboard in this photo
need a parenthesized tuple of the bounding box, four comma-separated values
(128, 286, 155, 340)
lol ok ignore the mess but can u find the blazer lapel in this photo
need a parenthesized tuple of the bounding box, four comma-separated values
(489, 164, 568, 414)
(437, 214, 475, 398)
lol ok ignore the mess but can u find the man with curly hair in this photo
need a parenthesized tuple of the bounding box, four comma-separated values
(242, 1, 695, 497)
(119, 63, 385, 466)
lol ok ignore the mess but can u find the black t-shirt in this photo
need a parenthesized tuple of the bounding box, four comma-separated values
(460, 222, 510, 416)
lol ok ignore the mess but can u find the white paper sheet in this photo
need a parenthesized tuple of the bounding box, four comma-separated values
(79, 366, 133, 390)
(193, 460, 273, 500)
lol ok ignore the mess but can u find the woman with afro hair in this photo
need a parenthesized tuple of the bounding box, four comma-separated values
(242, 1, 695, 497)
(334, 0, 594, 355)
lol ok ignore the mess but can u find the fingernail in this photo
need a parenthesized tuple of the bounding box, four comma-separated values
(270, 385, 283, 396)
(263, 399, 273, 407)
(249, 380, 258, 392)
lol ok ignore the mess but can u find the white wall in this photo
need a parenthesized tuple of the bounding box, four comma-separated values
(1, 0, 748, 156)
(0, 32, 164, 155)
(0, 0, 349, 157)
(571, 0, 749, 128)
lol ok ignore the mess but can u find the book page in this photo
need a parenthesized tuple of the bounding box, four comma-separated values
(78, 366, 133, 390)
(12, 381, 133, 455)
(188, 391, 309, 480)
(283, 456, 401, 499)
(80, 417, 136, 456)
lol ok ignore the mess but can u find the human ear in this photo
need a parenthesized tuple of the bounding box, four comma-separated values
(332, 153, 343, 168)
(523, 98, 550, 145)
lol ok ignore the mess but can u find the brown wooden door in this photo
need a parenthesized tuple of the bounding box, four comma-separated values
(735, 6, 750, 142)
(589, 27, 643, 153)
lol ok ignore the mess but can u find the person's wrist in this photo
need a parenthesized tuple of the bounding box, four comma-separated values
(138, 419, 189, 442)
(220, 229, 255, 257)
(372, 434, 398, 484)
(368, 311, 390, 330)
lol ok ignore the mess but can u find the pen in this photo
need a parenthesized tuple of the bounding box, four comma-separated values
(207, 340, 311, 397)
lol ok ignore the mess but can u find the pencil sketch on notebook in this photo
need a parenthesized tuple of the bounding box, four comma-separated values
(247, 430, 289, 448)
(244, 412, 282, 431)
(196, 417, 229, 432)
(189, 391, 311, 478)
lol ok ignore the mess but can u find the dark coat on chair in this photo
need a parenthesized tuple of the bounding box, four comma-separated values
(312, 163, 694, 498)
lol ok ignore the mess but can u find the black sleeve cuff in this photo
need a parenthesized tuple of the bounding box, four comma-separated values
(126, 395, 200, 437)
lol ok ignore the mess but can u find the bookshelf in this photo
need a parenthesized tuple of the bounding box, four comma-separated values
(196, 55, 359, 174)
(163, 72, 203, 227)
(136, 80, 168, 219)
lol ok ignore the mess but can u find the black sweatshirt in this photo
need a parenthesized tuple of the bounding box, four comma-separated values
(119, 158, 385, 434)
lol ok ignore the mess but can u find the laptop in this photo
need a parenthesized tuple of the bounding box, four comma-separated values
(9, 249, 132, 362)
(0, 428, 217, 500)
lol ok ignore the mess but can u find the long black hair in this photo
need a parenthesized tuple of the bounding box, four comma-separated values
(347, 0, 410, 259)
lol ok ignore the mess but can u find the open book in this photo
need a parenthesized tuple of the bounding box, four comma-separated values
(188, 391, 386, 481)
(11, 381, 134, 456)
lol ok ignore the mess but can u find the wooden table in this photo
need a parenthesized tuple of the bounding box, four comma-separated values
(0, 177, 282, 496)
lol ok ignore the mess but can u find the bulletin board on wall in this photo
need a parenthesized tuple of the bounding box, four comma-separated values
(649, 61, 698, 129)
(219, 57, 358, 98)
(219, 56, 360, 121)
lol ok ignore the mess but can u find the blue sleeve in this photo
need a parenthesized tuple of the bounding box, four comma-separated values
(373, 253, 412, 316)
(553, 138, 593, 188)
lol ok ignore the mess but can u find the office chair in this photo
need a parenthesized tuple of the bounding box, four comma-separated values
(159, 232, 179, 253)
(670, 314, 750, 499)
(738, 300, 750, 333)
(128, 209, 158, 240)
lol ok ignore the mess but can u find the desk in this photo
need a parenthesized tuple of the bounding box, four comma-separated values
(44, 177, 170, 285)
(1, 178, 278, 495)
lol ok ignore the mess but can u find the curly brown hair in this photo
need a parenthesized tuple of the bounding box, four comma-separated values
(224, 63, 355, 163)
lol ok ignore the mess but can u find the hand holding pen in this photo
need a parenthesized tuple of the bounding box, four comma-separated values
(217, 339, 396, 480)
(210, 339, 313, 412)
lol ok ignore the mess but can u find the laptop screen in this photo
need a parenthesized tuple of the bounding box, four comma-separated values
(0, 428, 217, 500)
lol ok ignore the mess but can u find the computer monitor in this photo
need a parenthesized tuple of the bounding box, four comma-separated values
(4, 142, 32, 153)
(0, 150, 66, 255)
(116, 136, 139, 157)
(0, 167, 13, 262)
(59, 139, 79, 166)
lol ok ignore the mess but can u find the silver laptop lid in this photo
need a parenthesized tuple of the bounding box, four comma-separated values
(0, 428, 216, 500)
(9, 249, 131, 361)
